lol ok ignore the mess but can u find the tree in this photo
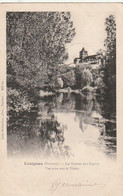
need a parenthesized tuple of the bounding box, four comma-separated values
(96, 49, 106, 56)
(75, 65, 84, 89)
(81, 69, 93, 88)
(61, 69, 75, 88)
(104, 15, 116, 95)
(75, 65, 93, 89)
(7, 12, 76, 91)
(94, 77, 105, 93)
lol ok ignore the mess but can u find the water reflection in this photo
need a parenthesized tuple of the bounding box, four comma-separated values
(7, 92, 116, 159)
(8, 111, 71, 158)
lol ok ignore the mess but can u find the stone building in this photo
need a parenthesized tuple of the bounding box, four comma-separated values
(74, 47, 103, 67)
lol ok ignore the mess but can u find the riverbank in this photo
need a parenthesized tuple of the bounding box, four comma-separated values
(39, 86, 98, 97)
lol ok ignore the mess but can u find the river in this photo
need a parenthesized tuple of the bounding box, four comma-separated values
(7, 92, 116, 161)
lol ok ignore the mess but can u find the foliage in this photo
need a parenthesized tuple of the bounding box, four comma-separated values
(74, 65, 84, 89)
(7, 12, 76, 91)
(57, 77, 63, 88)
(94, 77, 105, 94)
(91, 69, 100, 82)
(95, 77, 104, 88)
(75, 67, 92, 89)
(8, 100, 71, 158)
(61, 69, 75, 88)
(58, 65, 76, 88)
(104, 15, 116, 96)
(96, 49, 106, 56)
(81, 69, 93, 88)
(75, 66, 93, 89)
(48, 76, 64, 91)
(7, 87, 34, 114)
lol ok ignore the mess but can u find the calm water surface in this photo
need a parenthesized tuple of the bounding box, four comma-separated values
(7, 92, 116, 160)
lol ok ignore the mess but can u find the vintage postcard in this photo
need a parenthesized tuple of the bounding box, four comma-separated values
(0, 3, 123, 196)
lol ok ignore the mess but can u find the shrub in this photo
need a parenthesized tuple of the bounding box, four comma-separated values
(81, 69, 93, 88)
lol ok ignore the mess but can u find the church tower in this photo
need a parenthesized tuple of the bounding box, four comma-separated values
(79, 48, 88, 60)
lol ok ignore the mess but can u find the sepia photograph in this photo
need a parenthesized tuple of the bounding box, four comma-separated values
(1, 2, 123, 196)
(7, 10, 116, 160)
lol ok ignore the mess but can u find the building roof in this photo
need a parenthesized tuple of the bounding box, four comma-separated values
(74, 58, 81, 60)
(80, 47, 87, 52)
(84, 55, 97, 60)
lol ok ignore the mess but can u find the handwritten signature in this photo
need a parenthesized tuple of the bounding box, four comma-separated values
(48, 179, 105, 193)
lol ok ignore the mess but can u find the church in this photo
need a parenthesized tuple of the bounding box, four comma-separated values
(74, 47, 103, 67)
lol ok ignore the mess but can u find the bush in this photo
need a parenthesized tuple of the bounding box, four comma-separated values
(81, 69, 93, 88)
(7, 87, 34, 114)
(62, 69, 75, 88)
(95, 77, 105, 94)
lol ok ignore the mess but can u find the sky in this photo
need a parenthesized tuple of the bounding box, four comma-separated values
(66, 10, 113, 64)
